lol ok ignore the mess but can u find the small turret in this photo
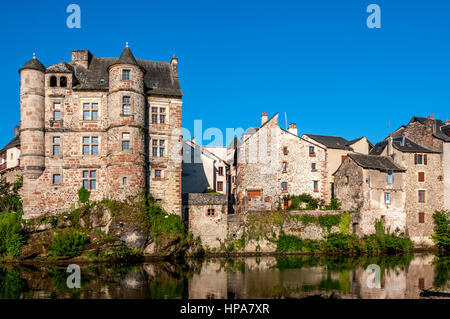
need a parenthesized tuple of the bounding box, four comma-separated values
(19, 53, 46, 179)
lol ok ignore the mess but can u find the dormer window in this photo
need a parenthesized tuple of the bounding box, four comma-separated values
(122, 69, 130, 81)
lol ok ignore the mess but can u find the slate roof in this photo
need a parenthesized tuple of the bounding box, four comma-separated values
(303, 134, 353, 150)
(73, 56, 182, 96)
(410, 116, 450, 142)
(19, 56, 45, 73)
(0, 135, 20, 153)
(113, 46, 139, 66)
(370, 136, 439, 155)
(46, 62, 74, 73)
(347, 153, 406, 172)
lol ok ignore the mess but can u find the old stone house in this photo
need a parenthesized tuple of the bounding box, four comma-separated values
(0, 126, 21, 184)
(389, 115, 450, 210)
(333, 153, 407, 236)
(370, 135, 442, 245)
(235, 113, 327, 213)
(302, 134, 373, 201)
(16, 45, 183, 218)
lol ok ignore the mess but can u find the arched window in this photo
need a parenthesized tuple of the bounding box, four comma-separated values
(50, 76, 57, 88)
(60, 76, 67, 87)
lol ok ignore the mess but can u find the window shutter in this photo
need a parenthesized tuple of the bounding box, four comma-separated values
(424, 154, 427, 165)
(414, 154, 418, 164)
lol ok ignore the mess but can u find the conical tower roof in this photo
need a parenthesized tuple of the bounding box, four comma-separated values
(19, 53, 45, 73)
(115, 43, 138, 66)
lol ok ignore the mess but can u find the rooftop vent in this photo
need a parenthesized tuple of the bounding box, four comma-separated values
(99, 79, 105, 84)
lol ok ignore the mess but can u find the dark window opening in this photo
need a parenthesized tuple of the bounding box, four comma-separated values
(50, 76, 57, 88)
(60, 76, 67, 87)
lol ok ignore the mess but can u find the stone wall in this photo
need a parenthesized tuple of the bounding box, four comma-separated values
(392, 148, 443, 245)
(183, 193, 228, 249)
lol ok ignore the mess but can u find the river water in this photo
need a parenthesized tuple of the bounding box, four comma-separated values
(1, 253, 449, 299)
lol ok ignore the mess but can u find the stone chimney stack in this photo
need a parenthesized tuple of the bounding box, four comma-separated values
(14, 125, 20, 137)
(288, 123, 298, 136)
(191, 137, 196, 145)
(261, 112, 268, 127)
(170, 55, 178, 76)
(387, 133, 393, 157)
(71, 50, 92, 69)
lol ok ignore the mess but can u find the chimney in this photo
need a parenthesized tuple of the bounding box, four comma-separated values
(14, 125, 20, 137)
(261, 112, 268, 126)
(71, 50, 92, 69)
(170, 55, 178, 76)
(191, 137, 196, 145)
(288, 123, 298, 136)
(387, 133, 393, 157)
(446, 119, 450, 125)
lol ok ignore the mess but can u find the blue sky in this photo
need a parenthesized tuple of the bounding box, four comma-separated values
(1, 0, 449, 147)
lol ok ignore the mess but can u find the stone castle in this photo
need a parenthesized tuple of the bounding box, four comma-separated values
(15, 44, 182, 219)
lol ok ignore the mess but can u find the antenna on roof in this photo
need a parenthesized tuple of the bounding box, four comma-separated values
(284, 112, 288, 130)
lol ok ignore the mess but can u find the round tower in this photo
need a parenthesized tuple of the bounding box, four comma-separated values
(19, 53, 46, 179)
(106, 43, 146, 199)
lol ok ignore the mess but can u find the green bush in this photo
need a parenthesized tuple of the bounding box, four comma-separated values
(299, 214, 317, 226)
(432, 211, 450, 251)
(0, 212, 23, 257)
(49, 229, 89, 257)
(78, 187, 91, 204)
(0, 176, 23, 214)
(318, 214, 341, 232)
(325, 197, 342, 210)
(276, 234, 320, 252)
(141, 195, 187, 243)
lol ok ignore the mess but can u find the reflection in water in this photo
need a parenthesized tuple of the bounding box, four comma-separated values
(0, 254, 449, 299)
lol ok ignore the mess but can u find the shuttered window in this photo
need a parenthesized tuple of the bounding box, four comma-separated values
(418, 172, 425, 182)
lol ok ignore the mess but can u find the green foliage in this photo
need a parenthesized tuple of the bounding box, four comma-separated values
(433, 255, 450, 288)
(325, 197, 342, 210)
(318, 214, 341, 232)
(0, 267, 25, 299)
(0, 176, 23, 214)
(49, 229, 89, 257)
(338, 212, 350, 235)
(276, 234, 320, 252)
(283, 194, 322, 210)
(299, 214, 317, 225)
(0, 212, 23, 257)
(203, 188, 218, 194)
(432, 211, 450, 251)
(78, 187, 91, 204)
(141, 195, 187, 244)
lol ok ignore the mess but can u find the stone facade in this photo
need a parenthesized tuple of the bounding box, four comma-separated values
(236, 113, 327, 213)
(16, 46, 182, 218)
(334, 154, 407, 236)
(182, 193, 228, 249)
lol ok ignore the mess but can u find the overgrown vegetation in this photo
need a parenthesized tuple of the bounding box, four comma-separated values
(0, 212, 23, 257)
(432, 210, 450, 251)
(281, 194, 342, 211)
(274, 218, 413, 254)
(0, 177, 23, 258)
(49, 229, 90, 257)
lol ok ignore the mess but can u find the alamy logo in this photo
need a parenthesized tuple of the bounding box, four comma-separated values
(66, 4, 81, 29)
(66, 264, 81, 289)
(366, 4, 381, 29)
(366, 264, 381, 288)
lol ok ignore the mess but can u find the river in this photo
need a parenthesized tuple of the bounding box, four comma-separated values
(0, 253, 449, 299)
